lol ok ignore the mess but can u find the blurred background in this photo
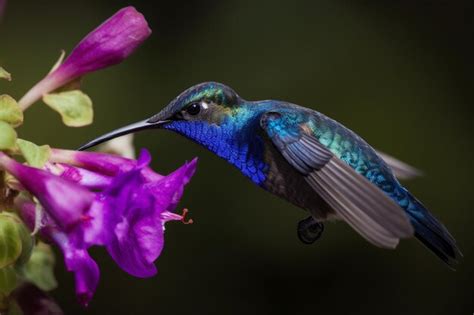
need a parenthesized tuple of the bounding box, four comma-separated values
(1, 1, 473, 314)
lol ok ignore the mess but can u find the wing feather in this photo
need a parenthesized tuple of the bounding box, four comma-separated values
(375, 150, 422, 180)
(307, 157, 413, 248)
(260, 111, 414, 248)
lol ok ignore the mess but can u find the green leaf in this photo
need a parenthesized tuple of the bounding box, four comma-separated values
(0, 95, 23, 127)
(12, 226, 33, 269)
(0, 122, 17, 150)
(0, 68, 11, 81)
(57, 77, 83, 93)
(16, 140, 51, 169)
(0, 214, 32, 269)
(0, 214, 22, 269)
(0, 266, 17, 295)
(20, 243, 57, 291)
(42, 90, 93, 127)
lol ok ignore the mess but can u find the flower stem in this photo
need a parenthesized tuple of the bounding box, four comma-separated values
(18, 71, 68, 111)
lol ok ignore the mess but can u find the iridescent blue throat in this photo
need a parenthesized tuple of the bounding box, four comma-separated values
(163, 103, 271, 185)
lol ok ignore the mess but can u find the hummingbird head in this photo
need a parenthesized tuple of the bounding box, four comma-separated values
(78, 82, 245, 151)
(148, 81, 241, 125)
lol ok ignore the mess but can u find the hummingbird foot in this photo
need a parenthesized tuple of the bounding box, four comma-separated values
(297, 216, 324, 245)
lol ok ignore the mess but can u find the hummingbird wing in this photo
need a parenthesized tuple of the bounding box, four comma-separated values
(374, 150, 422, 180)
(260, 111, 414, 249)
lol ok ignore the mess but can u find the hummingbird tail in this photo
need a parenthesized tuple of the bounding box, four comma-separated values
(407, 194, 462, 268)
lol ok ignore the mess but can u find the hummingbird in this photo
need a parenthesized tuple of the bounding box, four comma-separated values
(79, 82, 461, 267)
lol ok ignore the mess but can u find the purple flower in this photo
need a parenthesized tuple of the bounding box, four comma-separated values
(18, 6, 151, 110)
(101, 151, 196, 277)
(50, 148, 164, 182)
(16, 199, 100, 306)
(2, 149, 197, 306)
(0, 153, 95, 229)
(48, 163, 113, 190)
(52, 232, 100, 306)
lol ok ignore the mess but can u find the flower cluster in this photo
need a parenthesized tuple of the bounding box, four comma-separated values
(1, 149, 196, 305)
(0, 3, 197, 311)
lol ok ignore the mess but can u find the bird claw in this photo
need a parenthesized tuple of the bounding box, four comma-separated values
(297, 216, 324, 245)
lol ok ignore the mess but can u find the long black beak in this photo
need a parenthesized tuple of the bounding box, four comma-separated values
(77, 119, 169, 151)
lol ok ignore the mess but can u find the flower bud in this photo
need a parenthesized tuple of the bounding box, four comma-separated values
(18, 6, 151, 110)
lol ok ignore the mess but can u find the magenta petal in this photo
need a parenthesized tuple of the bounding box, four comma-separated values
(105, 191, 160, 277)
(68, 250, 99, 307)
(50, 231, 99, 307)
(99, 150, 163, 277)
(17, 198, 99, 306)
(51, 149, 136, 175)
(51, 149, 161, 178)
(80, 199, 110, 247)
(147, 157, 198, 212)
(50, 148, 165, 183)
(136, 148, 151, 168)
(0, 153, 94, 229)
(106, 216, 160, 278)
(18, 6, 151, 109)
(103, 164, 160, 276)
(102, 153, 197, 277)
(133, 215, 164, 265)
(59, 6, 151, 78)
(58, 164, 113, 189)
(167, 158, 197, 209)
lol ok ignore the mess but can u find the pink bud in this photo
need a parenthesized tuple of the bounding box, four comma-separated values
(19, 6, 151, 110)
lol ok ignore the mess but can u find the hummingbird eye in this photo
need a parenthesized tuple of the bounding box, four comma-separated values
(185, 102, 201, 115)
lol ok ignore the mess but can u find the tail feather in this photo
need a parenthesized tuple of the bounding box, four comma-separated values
(407, 195, 462, 268)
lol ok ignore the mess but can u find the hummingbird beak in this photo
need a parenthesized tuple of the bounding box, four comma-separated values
(77, 118, 169, 151)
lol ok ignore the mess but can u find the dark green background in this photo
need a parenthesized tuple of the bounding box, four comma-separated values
(1, 1, 473, 314)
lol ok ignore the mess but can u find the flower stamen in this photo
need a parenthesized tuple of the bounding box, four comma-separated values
(180, 208, 193, 225)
